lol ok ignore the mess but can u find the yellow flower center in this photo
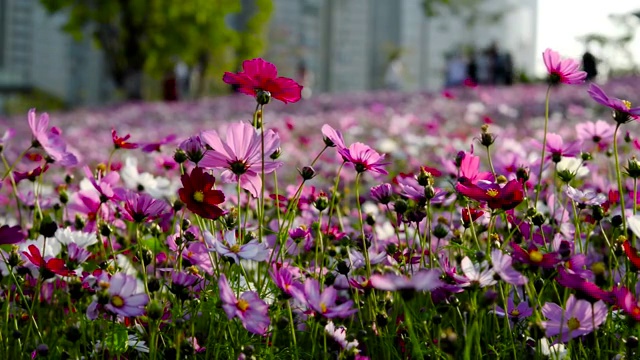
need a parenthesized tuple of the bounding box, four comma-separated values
(237, 299, 250, 312)
(529, 250, 543, 263)
(111, 295, 125, 308)
(486, 189, 499, 197)
(567, 317, 580, 331)
(623, 100, 632, 110)
(510, 309, 520, 317)
(230, 244, 241, 253)
(193, 190, 205, 203)
(320, 302, 327, 314)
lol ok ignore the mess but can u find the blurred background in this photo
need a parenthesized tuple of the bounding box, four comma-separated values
(0, 0, 638, 115)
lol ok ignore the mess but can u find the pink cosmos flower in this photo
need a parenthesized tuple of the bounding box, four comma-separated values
(223, 58, 303, 104)
(200, 122, 283, 198)
(141, 134, 177, 153)
(458, 151, 493, 184)
(532, 133, 581, 163)
(542, 48, 587, 85)
(490, 249, 528, 285)
(565, 186, 606, 206)
(83, 165, 120, 202)
(575, 120, 614, 149)
(321, 124, 347, 151)
(613, 286, 640, 321)
(339, 142, 388, 175)
(27, 109, 78, 166)
(89, 273, 149, 319)
(541, 294, 607, 342)
(292, 278, 357, 319)
(119, 190, 169, 223)
(218, 274, 270, 335)
(460, 257, 496, 287)
(494, 296, 533, 323)
(587, 83, 640, 123)
(211, 230, 268, 263)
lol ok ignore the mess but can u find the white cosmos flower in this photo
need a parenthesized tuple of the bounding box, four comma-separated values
(54, 228, 98, 248)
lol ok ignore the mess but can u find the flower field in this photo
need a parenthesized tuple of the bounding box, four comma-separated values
(1, 54, 640, 359)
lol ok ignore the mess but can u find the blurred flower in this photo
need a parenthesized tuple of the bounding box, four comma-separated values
(541, 294, 606, 342)
(178, 167, 225, 220)
(27, 109, 78, 166)
(179, 135, 207, 164)
(370, 183, 393, 204)
(613, 286, 640, 321)
(292, 278, 357, 319)
(494, 295, 533, 322)
(200, 122, 283, 197)
(0, 225, 25, 245)
(575, 120, 614, 148)
(565, 186, 606, 206)
(218, 274, 270, 335)
(111, 129, 139, 150)
(211, 231, 268, 264)
(369, 269, 443, 292)
(555, 267, 614, 304)
(321, 124, 347, 150)
(222, 58, 302, 104)
(460, 257, 496, 287)
(542, 48, 586, 85)
(141, 134, 176, 153)
(490, 249, 527, 285)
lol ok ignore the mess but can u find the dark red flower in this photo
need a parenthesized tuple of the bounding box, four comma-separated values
(461, 208, 484, 226)
(456, 179, 524, 211)
(223, 58, 303, 104)
(178, 167, 225, 220)
(0, 225, 26, 245)
(511, 243, 559, 269)
(111, 129, 139, 150)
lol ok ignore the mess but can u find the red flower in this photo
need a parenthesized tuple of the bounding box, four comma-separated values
(178, 167, 225, 220)
(111, 129, 139, 150)
(23, 245, 74, 278)
(461, 208, 484, 226)
(223, 58, 303, 104)
(456, 179, 524, 211)
(623, 240, 640, 269)
(511, 243, 559, 269)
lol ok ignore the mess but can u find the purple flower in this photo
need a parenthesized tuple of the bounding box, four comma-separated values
(119, 190, 169, 223)
(294, 278, 357, 319)
(339, 143, 388, 175)
(211, 231, 269, 263)
(370, 183, 393, 204)
(541, 294, 607, 342)
(533, 133, 581, 162)
(179, 135, 207, 164)
(565, 186, 606, 206)
(588, 83, 640, 123)
(369, 269, 443, 292)
(218, 274, 270, 335)
(494, 296, 533, 323)
(490, 249, 528, 285)
(141, 134, 177, 153)
(0, 225, 26, 245)
(542, 48, 586, 85)
(397, 175, 447, 203)
(83, 165, 120, 202)
(321, 124, 346, 150)
(461, 257, 496, 287)
(200, 122, 283, 197)
(555, 267, 614, 304)
(270, 265, 303, 297)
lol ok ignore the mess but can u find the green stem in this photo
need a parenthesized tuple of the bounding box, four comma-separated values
(613, 123, 628, 232)
(534, 85, 553, 206)
(354, 173, 371, 277)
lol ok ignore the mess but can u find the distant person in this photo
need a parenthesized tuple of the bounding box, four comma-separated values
(467, 54, 478, 85)
(503, 52, 514, 86)
(162, 70, 178, 101)
(445, 53, 467, 87)
(384, 55, 404, 91)
(582, 50, 598, 81)
(297, 60, 314, 99)
(175, 61, 190, 99)
(476, 50, 491, 85)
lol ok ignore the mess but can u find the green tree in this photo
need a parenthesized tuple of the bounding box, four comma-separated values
(39, 0, 273, 100)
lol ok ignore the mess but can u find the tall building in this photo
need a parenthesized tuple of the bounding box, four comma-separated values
(266, 0, 539, 93)
(0, 0, 112, 112)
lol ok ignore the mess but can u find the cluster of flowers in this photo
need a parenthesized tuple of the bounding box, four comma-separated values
(1, 51, 640, 359)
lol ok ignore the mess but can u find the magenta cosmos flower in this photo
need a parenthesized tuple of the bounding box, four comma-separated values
(223, 58, 303, 104)
(369, 269, 443, 291)
(119, 190, 169, 223)
(541, 294, 607, 342)
(200, 122, 283, 198)
(339, 142, 388, 175)
(587, 83, 640, 124)
(575, 120, 614, 149)
(490, 249, 528, 285)
(0, 225, 26, 245)
(542, 48, 586, 85)
(219, 274, 270, 335)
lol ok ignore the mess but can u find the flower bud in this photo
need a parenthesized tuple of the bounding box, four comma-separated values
(298, 166, 316, 180)
(394, 199, 408, 215)
(173, 149, 188, 164)
(270, 147, 282, 160)
(516, 167, 529, 182)
(625, 157, 640, 179)
(256, 90, 271, 105)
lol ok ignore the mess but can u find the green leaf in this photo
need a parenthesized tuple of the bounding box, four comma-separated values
(103, 325, 129, 354)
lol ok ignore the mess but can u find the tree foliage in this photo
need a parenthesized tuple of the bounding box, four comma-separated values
(38, 0, 273, 99)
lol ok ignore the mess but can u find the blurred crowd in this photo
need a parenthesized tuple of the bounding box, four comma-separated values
(445, 42, 514, 87)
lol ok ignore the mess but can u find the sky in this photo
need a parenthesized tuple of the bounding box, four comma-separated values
(535, 0, 640, 76)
